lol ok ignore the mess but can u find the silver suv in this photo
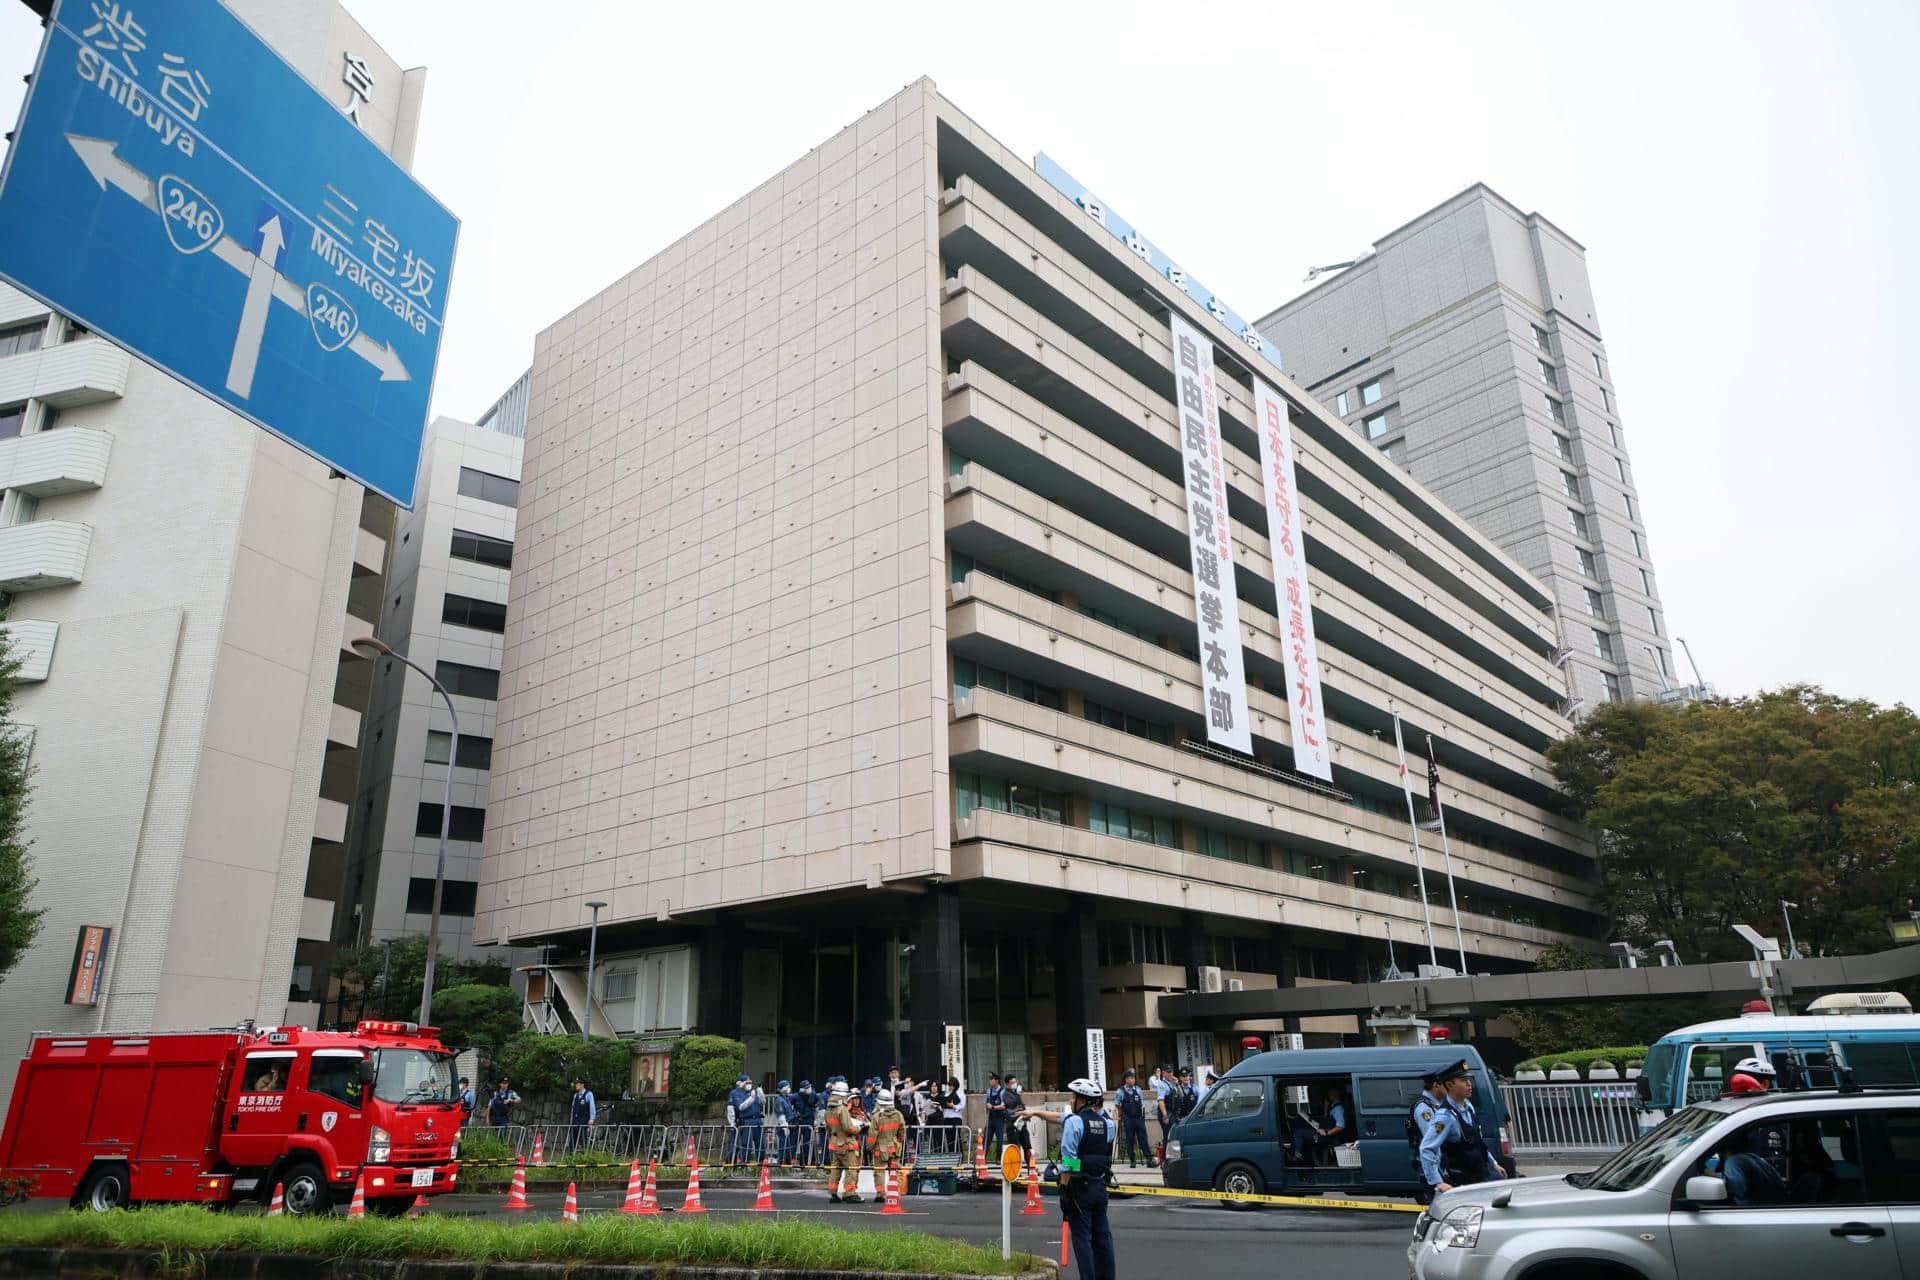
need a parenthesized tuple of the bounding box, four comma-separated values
(1409, 1088, 1920, 1280)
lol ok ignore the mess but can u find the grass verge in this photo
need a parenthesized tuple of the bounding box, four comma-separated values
(0, 1204, 1036, 1275)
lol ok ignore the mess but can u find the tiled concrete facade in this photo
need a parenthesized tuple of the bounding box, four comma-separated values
(1258, 186, 1670, 710)
(483, 83, 1601, 1084)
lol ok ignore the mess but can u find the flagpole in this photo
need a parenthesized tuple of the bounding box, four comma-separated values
(1391, 713, 1439, 968)
(1427, 733, 1470, 975)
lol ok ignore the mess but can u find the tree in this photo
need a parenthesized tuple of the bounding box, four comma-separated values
(431, 983, 522, 1053)
(669, 1035, 746, 1108)
(494, 1031, 630, 1098)
(1550, 686, 1920, 963)
(328, 934, 511, 1024)
(0, 630, 41, 988)
(1504, 943, 1719, 1058)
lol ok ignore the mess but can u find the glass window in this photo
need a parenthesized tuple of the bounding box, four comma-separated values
(434, 661, 500, 700)
(1623, 492, 1635, 519)
(372, 1048, 455, 1105)
(1648, 608, 1661, 637)
(1360, 380, 1383, 407)
(1568, 507, 1588, 539)
(1683, 1044, 1756, 1103)
(1356, 1076, 1424, 1112)
(1592, 629, 1614, 661)
(416, 802, 486, 841)
(1603, 672, 1622, 702)
(0, 321, 45, 358)
(1586, 1105, 1721, 1192)
(1592, 352, 1604, 378)
(442, 593, 507, 634)
(405, 876, 477, 916)
(1554, 433, 1574, 462)
(1633, 530, 1646, 557)
(1843, 1042, 1920, 1086)
(1547, 396, 1567, 426)
(0, 402, 25, 440)
(450, 529, 513, 569)
(1083, 700, 1171, 745)
(243, 1052, 294, 1093)
(1363, 412, 1388, 440)
(1601, 386, 1613, 412)
(1699, 1111, 1870, 1207)
(1538, 358, 1557, 386)
(1561, 470, 1581, 498)
(425, 731, 493, 770)
(602, 968, 637, 1003)
(1198, 829, 1262, 866)
(1194, 1077, 1266, 1120)
(1872, 1110, 1920, 1202)
(1640, 568, 1653, 594)
(1284, 849, 1336, 882)
(457, 466, 519, 507)
(1585, 587, 1606, 617)
(1658, 647, 1672, 677)
(1381, 441, 1400, 463)
(1531, 324, 1551, 352)
(1088, 800, 1176, 848)
(1578, 547, 1599, 577)
(307, 1054, 365, 1106)
(1609, 422, 1622, 448)
(1335, 390, 1350, 416)
(955, 658, 1060, 710)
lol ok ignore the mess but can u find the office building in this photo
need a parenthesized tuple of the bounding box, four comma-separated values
(0, 1, 426, 1101)
(479, 81, 1601, 1088)
(1257, 185, 1670, 710)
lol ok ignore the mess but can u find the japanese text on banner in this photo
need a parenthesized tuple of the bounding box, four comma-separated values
(1170, 314, 1251, 754)
(1253, 379, 1331, 781)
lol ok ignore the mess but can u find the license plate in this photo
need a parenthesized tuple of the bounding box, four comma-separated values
(410, 1168, 434, 1188)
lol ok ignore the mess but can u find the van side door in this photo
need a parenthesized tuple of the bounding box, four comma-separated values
(1352, 1073, 1425, 1190)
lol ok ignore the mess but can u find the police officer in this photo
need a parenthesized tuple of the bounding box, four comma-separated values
(984, 1072, 1009, 1159)
(1115, 1069, 1154, 1168)
(792, 1079, 819, 1167)
(1418, 1060, 1507, 1196)
(1036, 1078, 1118, 1280)
(1406, 1066, 1451, 1203)
(727, 1073, 764, 1167)
(772, 1080, 797, 1165)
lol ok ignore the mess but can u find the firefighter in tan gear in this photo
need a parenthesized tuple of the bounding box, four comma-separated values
(867, 1087, 908, 1196)
(823, 1078, 867, 1203)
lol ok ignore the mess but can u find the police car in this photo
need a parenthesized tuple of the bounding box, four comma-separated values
(1409, 1081, 1920, 1280)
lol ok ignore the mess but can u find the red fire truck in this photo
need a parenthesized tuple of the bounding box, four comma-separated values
(0, 1021, 462, 1214)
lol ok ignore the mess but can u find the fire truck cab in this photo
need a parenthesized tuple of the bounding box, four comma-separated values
(0, 1020, 461, 1214)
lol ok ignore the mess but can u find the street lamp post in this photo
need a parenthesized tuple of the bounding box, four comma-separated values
(1781, 900, 1802, 961)
(351, 635, 459, 1028)
(583, 901, 608, 1043)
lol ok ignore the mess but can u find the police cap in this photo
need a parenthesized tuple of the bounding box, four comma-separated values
(1422, 1058, 1472, 1086)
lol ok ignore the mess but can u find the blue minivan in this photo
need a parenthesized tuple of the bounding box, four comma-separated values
(1159, 1045, 1514, 1200)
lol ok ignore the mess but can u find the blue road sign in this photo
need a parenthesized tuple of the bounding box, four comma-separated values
(0, 0, 458, 506)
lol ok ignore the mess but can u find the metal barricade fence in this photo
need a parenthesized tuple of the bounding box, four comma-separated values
(477, 1121, 977, 1171)
(1502, 1081, 1641, 1157)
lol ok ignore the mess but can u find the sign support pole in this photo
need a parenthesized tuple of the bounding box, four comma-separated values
(1392, 714, 1439, 967)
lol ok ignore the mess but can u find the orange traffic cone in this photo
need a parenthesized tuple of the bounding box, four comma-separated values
(681, 1155, 708, 1213)
(406, 1193, 429, 1219)
(562, 1181, 580, 1223)
(266, 1182, 285, 1216)
(531, 1130, 547, 1167)
(346, 1171, 368, 1219)
(879, 1161, 904, 1215)
(501, 1159, 532, 1211)
(752, 1158, 777, 1211)
(685, 1134, 697, 1165)
(620, 1159, 646, 1213)
(640, 1159, 661, 1213)
(1020, 1171, 1046, 1215)
(1059, 1221, 1071, 1268)
(974, 1133, 989, 1183)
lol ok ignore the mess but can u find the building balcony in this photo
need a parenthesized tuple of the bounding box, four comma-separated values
(298, 895, 334, 942)
(0, 520, 90, 591)
(327, 701, 361, 749)
(313, 796, 348, 844)
(0, 619, 57, 681)
(353, 525, 385, 576)
(0, 336, 129, 408)
(0, 427, 112, 497)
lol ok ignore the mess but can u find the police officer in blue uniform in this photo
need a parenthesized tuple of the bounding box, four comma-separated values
(1418, 1060, 1507, 1196)
(1115, 1069, 1154, 1168)
(1406, 1065, 1451, 1203)
(727, 1073, 764, 1166)
(792, 1080, 819, 1166)
(1053, 1078, 1117, 1280)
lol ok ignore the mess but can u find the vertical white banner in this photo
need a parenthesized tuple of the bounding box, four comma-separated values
(1252, 379, 1332, 781)
(1085, 1029, 1108, 1090)
(1175, 1030, 1211, 1070)
(1169, 314, 1252, 754)
(944, 1024, 966, 1089)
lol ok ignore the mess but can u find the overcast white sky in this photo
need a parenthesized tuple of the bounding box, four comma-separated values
(3, 1, 1915, 709)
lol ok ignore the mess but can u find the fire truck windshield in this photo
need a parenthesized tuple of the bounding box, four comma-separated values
(371, 1048, 456, 1105)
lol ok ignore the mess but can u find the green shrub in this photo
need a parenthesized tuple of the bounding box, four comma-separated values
(494, 1032, 631, 1098)
(668, 1035, 746, 1108)
(1514, 1046, 1650, 1076)
(431, 984, 523, 1053)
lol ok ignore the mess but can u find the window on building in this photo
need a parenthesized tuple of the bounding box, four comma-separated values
(434, 660, 501, 700)
(1381, 441, 1401, 463)
(1593, 629, 1614, 661)
(1623, 492, 1635, 519)
(954, 657, 1063, 709)
(1578, 547, 1599, 577)
(0, 402, 24, 441)
(416, 803, 486, 841)
(1609, 422, 1622, 448)
(1531, 324, 1551, 351)
(1632, 530, 1646, 557)
(1088, 799, 1179, 848)
(425, 731, 494, 770)
(1648, 607, 1661, 637)
(1554, 432, 1574, 462)
(442, 593, 507, 634)
(1561, 470, 1581, 498)
(1079, 603, 1146, 640)
(1547, 396, 1567, 425)
(1284, 849, 1338, 882)
(1335, 390, 1350, 416)
(1198, 829, 1263, 866)
(1538, 358, 1557, 386)
(1083, 699, 1173, 745)
(1639, 567, 1652, 594)
(1592, 352, 1604, 378)
(457, 466, 519, 507)
(450, 529, 513, 569)
(1360, 379, 1383, 406)
(1658, 647, 1672, 677)
(1603, 671, 1623, 703)
(1614, 457, 1628, 483)
(1363, 412, 1389, 440)
(1098, 921, 1171, 967)
(405, 877, 478, 916)
(62, 322, 90, 343)
(0, 321, 44, 358)
(951, 552, 1056, 601)
(953, 771, 1066, 824)
(1600, 386, 1612, 412)
(1585, 587, 1606, 617)
(1568, 507, 1588, 539)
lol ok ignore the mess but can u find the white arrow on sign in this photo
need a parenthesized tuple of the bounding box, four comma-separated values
(66, 134, 410, 387)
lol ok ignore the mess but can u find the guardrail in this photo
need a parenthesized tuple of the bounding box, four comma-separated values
(478, 1122, 979, 1170)
(1503, 1081, 1641, 1157)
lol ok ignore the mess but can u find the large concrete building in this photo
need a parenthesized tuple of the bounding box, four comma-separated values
(0, 1, 425, 1099)
(335, 383, 528, 992)
(479, 81, 1601, 1090)
(1257, 186, 1671, 710)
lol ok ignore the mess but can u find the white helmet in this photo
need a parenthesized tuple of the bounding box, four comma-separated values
(1733, 1057, 1777, 1078)
(877, 1089, 895, 1105)
(1067, 1077, 1103, 1100)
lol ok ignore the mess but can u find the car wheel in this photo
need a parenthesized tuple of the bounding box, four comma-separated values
(1213, 1161, 1264, 1208)
(278, 1160, 333, 1217)
(77, 1164, 129, 1212)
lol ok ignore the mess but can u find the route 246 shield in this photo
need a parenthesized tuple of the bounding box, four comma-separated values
(305, 283, 359, 353)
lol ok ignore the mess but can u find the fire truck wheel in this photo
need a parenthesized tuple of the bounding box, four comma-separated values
(277, 1160, 332, 1216)
(76, 1163, 129, 1212)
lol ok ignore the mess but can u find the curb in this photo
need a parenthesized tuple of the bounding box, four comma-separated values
(0, 1246, 1056, 1280)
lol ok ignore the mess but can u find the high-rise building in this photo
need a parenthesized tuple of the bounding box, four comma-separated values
(479, 81, 1600, 1088)
(337, 390, 527, 991)
(0, 1, 426, 1100)
(1256, 184, 1670, 711)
